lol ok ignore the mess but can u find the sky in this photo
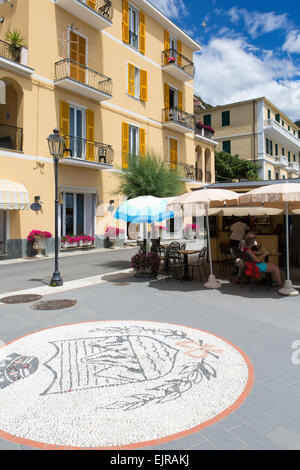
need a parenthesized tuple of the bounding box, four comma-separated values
(149, 0, 300, 121)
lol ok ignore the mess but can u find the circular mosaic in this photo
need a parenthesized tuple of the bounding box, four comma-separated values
(0, 321, 253, 449)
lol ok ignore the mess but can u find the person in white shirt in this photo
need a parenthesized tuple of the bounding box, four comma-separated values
(230, 218, 249, 249)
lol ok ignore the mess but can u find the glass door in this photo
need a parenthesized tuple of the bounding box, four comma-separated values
(69, 106, 85, 159)
(65, 193, 74, 236)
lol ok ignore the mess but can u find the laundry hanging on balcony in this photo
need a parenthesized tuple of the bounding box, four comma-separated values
(0, 180, 30, 210)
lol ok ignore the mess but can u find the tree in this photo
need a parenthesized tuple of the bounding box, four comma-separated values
(115, 152, 185, 199)
(215, 151, 258, 182)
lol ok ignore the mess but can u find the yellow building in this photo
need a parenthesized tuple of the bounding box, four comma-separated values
(195, 97, 300, 182)
(0, 0, 217, 259)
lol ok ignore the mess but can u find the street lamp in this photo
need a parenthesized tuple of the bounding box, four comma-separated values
(47, 128, 64, 286)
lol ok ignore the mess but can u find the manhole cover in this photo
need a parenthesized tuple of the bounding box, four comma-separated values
(114, 282, 130, 286)
(31, 299, 77, 311)
(0, 294, 43, 304)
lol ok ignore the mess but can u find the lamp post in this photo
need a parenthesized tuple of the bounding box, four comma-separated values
(47, 129, 64, 287)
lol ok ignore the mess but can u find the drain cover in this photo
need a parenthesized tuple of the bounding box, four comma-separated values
(0, 294, 43, 304)
(31, 299, 77, 311)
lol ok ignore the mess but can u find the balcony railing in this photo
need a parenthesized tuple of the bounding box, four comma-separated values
(162, 48, 195, 78)
(55, 58, 112, 96)
(264, 119, 300, 147)
(0, 123, 23, 151)
(78, 0, 113, 22)
(129, 30, 139, 49)
(287, 161, 299, 173)
(63, 135, 113, 165)
(163, 107, 195, 131)
(195, 126, 215, 141)
(0, 39, 17, 62)
(165, 161, 203, 181)
(274, 155, 289, 168)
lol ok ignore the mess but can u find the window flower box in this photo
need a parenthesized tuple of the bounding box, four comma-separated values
(61, 236, 79, 249)
(78, 235, 95, 247)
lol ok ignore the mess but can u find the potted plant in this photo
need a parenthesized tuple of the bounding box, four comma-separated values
(131, 251, 161, 277)
(5, 30, 25, 62)
(168, 56, 176, 63)
(78, 235, 95, 247)
(27, 230, 52, 257)
(61, 235, 79, 249)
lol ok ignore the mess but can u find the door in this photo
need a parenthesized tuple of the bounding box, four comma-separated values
(0, 210, 6, 254)
(69, 31, 86, 83)
(65, 193, 75, 236)
(69, 106, 85, 158)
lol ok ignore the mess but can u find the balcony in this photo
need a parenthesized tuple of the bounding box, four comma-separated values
(60, 135, 113, 169)
(274, 155, 289, 168)
(0, 123, 23, 152)
(287, 161, 299, 174)
(0, 40, 33, 77)
(163, 107, 195, 134)
(162, 48, 194, 82)
(54, 0, 113, 31)
(194, 125, 217, 144)
(54, 58, 112, 101)
(264, 119, 300, 150)
(165, 161, 203, 182)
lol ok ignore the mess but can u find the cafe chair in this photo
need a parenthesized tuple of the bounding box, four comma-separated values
(165, 245, 184, 282)
(219, 243, 236, 278)
(188, 247, 208, 282)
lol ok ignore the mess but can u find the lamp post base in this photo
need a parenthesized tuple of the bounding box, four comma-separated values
(50, 272, 63, 287)
(278, 280, 299, 297)
(204, 275, 222, 289)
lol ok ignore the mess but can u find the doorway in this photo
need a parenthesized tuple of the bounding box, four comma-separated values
(61, 192, 95, 237)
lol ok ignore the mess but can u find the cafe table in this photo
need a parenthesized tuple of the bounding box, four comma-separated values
(177, 249, 201, 281)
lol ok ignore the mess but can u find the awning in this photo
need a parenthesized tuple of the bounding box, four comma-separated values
(0, 180, 30, 210)
(59, 185, 97, 194)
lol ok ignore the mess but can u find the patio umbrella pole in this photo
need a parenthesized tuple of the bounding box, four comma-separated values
(279, 202, 299, 296)
(204, 207, 221, 289)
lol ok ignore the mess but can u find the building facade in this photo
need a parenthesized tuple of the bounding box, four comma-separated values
(195, 97, 300, 181)
(0, 0, 217, 259)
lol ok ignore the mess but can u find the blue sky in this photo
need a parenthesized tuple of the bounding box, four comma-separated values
(150, 0, 300, 121)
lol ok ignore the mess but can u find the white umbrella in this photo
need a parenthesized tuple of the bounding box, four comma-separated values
(239, 182, 300, 296)
(168, 188, 239, 289)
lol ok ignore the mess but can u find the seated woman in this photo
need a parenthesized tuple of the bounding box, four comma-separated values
(244, 236, 282, 286)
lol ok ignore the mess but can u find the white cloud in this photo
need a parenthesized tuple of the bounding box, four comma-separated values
(283, 30, 300, 54)
(194, 38, 300, 120)
(226, 7, 289, 38)
(148, 0, 187, 19)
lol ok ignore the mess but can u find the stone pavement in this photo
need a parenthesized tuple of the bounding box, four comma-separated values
(0, 268, 299, 450)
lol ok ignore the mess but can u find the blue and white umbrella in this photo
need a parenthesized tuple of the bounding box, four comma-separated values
(114, 196, 174, 224)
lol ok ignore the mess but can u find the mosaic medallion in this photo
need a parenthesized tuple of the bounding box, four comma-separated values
(0, 321, 253, 449)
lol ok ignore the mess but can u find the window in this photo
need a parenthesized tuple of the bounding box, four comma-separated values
(275, 113, 280, 123)
(266, 138, 269, 154)
(222, 140, 231, 154)
(69, 105, 86, 158)
(276, 172, 279, 180)
(129, 125, 139, 155)
(222, 111, 230, 127)
(283, 175, 286, 179)
(282, 121, 284, 127)
(128, 63, 147, 101)
(129, 4, 139, 49)
(267, 109, 271, 119)
(294, 154, 296, 162)
(288, 125, 290, 132)
(282, 148, 285, 156)
(270, 140, 273, 156)
(268, 170, 272, 180)
(203, 114, 211, 127)
(288, 151, 291, 162)
(122, 122, 145, 168)
(275, 143, 278, 156)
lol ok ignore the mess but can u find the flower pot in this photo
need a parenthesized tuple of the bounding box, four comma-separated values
(79, 240, 93, 247)
(32, 238, 46, 258)
(61, 241, 77, 249)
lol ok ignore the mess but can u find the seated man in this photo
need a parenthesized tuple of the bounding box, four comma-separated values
(243, 236, 282, 286)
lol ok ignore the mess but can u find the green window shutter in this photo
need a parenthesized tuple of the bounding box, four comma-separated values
(288, 151, 291, 162)
(275, 113, 280, 123)
(222, 140, 231, 154)
(270, 140, 273, 156)
(222, 110, 230, 126)
(266, 138, 269, 154)
(282, 148, 285, 156)
(275, 144, 278, 156)
(294, 154, 296, 162)
(268, 170, 272, 180)
(203, 114, 211, 126)
(276, 172, 279, 180)
(267, 109, 271, 119)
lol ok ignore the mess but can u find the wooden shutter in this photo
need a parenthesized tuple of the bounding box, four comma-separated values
(177, 40, 182, 67)
(122, 122, 129, 169)
(164, 30, 170, 64)
(139, 11, 145, 55)
(87, 0, 96, 8)
(140, 128, 145, 157)
(128, 63, 135, 96)
(122, 0, 129, 44)
(140, 69, 147, 102)
(86, 110, 95, 161)
(60, 101, 69, 154)
(178, 90, 183, 111)
(69, 31, 86, 83)
(170, 138, 178, 169)
(164, 83, 169, 121)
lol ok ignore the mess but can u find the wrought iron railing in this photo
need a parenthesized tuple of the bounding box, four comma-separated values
(165, 161, 203, 181)
(62, 135, 113, 165)
(163, 107, 195, 130)
(129, 30, 139, 48)
(0, 123, 23, 151)
(55, 58, 112, 96)
(195, 126, 215, 140)
(0, 39, 20, 62)
(78, 0, 113, 22)
(162, 48, 195, 78)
